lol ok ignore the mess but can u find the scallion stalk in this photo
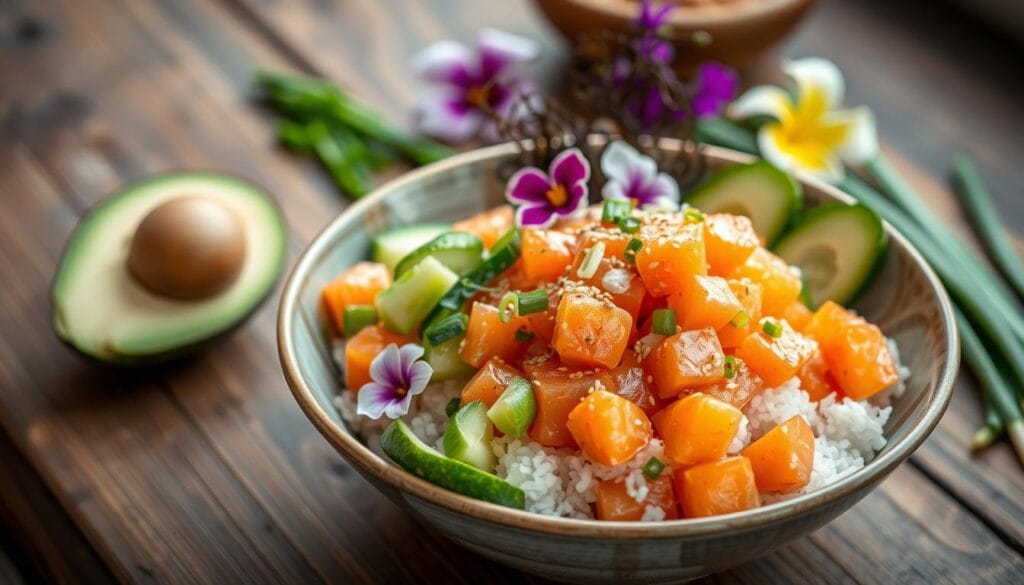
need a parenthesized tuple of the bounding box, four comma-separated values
(424, 313, 468, 346)
(652, 309, 677, 336)
(576, 242, 606, 279)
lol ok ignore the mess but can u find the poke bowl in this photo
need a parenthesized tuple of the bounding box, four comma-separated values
(278, 137, 957, 584)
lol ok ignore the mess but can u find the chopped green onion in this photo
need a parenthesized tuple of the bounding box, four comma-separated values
(618, 216, 641, 234)
(424, 313, 468, 346)
(652, 309, 677, 336)
(515, 328, 535, 343)
(762, 320, 783, 338)
(463, 281, 497, 293)
(342, 305, 378, 337)
(445, 397, 461, 418)
(576, 242, 606, 279)
(602, 198, 633, 224)
(724, 355, 739, 379)
(624, 238, 643, 263)
(517, 289, 549, 315)
(498, 292, 520, 324)
(730, 310, 750, 328)
(490, 227, 521, 257)
(683, 208, 705, 223)
(642, 457, 665, 479)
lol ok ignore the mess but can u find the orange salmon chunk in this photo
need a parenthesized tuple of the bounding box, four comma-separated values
(674, 456, 759, 518)
(635, 221, 706, 297)
(521, 228, 577, 283)
(643, 328, 725, 399)
(552, 286, 632, 369)
(728, 248, 801, 317)
(653, 393, 743, 466)
(567, 389, 653, 466)
(703, 213, 759, 276)
(322, 262, 391, 333)
(716, 278, 763, 349)
(742, 415, 815, 493)
(596, 475, 678, 521)
(344, 325, 413, 391)
(735, 320, 817, 387)
(452, 205, 513, 249)
(460, 302, 530, 368)
(525, 356, 614, 448)
(461, 357, 524, 407)
(668, 274, 743, 331)
(804, 301, 898, 399)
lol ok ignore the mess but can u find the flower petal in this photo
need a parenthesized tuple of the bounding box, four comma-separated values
(649, 173, 680, 207)
(356, 383, 398, 419)
(783, 57, 845, 112)
(601, 179, 629, 201)
(383, 393, 415, 419)
(549, 147, 591, 188)
(415, 88, 483, 143)
(758, 123, 845, 184)
(411, 40, 474, 87)
(506, 167, 551, 205)
(600, 141, 656, 184)
(397, 343, 426, 379)
(515, 203, 557, 228)
(554, 181, 588, 219)
(829, 106, 878, 165)
(407, 361, 433, 396)
(692, 62, 739, 118)
(728, 85, 792, 121)
(369, 343, 403, 389)
(477, 29, 538, 79)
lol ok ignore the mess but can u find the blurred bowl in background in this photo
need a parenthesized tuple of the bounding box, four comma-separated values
(533, 0, 817, 71)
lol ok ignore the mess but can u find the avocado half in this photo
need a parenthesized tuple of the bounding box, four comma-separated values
(51, 172, 287, 365)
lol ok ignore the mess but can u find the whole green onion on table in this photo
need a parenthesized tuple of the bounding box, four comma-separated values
(254, 71, 453, 198)
(697, 115, 1024, 464)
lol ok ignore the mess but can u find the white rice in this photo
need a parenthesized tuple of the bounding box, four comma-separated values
(334, 336, 909, 518)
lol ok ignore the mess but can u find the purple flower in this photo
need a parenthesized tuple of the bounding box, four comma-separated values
(412, 29, 538, 144)
(356, 343, 432, 419)
(506, 148, 591, 228)
(600, 141, 679, 209)
(635, 0, 674, 32)
(692, 62, 739, 118)
(634, 0, 676, 63)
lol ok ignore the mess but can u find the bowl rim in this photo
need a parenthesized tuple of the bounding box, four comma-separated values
(538, 0, 812, 27)
(278, 139, 959, 538)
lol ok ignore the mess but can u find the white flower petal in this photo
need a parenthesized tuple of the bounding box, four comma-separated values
(782, 57, 845, 111)
(829, 106, 879, 165)
(727, 86, 792, 121)
(600, 141, 656, 183)
(414, 88, 482, 143)
(652, 173, 680, 206)
(411, 40, 473, 84)
(757, 125, 845, 184)
(601, 180, 628, 201)
(477, 28, 539, 66)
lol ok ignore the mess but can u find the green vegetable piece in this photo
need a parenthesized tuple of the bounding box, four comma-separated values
(424, 313, 469, 346)
(393, 231, 484, 279)
(652, 309, 677, 336)
(424, 335, 474, 382)
(445, 398, 461, 418)
(723, 355, 739, 379)
(376, 256, 459, 335)
(618, 216, 641, 234)
(602, 198, 633, 224)
(371, 223, 450, 273)
(624, 238, 642, 263)
(487, 377, 537, 438)
(342, 305, 378, 337)
(380, 420, 524, 509)
(444, 401, 497, 471)
(642, 457, 665, 479)
(730, 310, 750, 328)
(762, 320, 783, 338)
(576, 242, 605, 279)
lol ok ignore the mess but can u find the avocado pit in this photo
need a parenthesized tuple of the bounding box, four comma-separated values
(128, 195, 247, 301)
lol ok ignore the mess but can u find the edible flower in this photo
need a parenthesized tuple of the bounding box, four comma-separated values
(692, 63, 739, 118)
(506, 148, 591, 228)
(634, 0, 675, 63)
(600, 141, 679, 209)
(356, 343, 432, 419)
(412, 29, 538, 144)
(728, 57, 878, 183)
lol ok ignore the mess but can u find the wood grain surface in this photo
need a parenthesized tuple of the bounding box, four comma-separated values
(0, 0, 1022, 583)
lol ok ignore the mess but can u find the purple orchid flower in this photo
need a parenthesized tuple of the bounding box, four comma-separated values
(506, 148, 591, 228)
(634, 0, 676, 63)
(600, 141, 679, 209)
(412, 29, 538, 144)
(692, 62, 739, 118)
(356, 343, 432, 420)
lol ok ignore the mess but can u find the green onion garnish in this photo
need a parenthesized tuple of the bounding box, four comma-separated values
(642, 457, 665, 479)
(491, 227, 521, 256)
(618, 216, 641, 234)
(683, 208, 705, 223)
(515, 328, 535, 343)
(445, 397, 461, 418)
(424, 313, 468, 346)
(576, 242, 606, 279)
(624, 238, 643, 263)
(498, 290, 549, 323)
(762, 319, 784, 338)
(342, 305, 378, 337)
(652, 309, 677, 336)
(730, 309, 750, 328)
(724, 355, 739, 379)
(602, 198, 633, 224)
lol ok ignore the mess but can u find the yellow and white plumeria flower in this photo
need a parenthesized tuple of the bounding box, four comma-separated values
(728, 58, 878, 184)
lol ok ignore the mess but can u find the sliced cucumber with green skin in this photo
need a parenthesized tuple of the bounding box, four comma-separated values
(380, 420, 524, 509)
(424, 335, 475, 381)
(444, 400, 497, 471)
(687, 160, 802, 245)
(487, 377, 536, 438)
(773, 203, 886, 308)
(371, 223, 450, 273)
(376, 255, 459, 334)
(393, 231, 484, 279)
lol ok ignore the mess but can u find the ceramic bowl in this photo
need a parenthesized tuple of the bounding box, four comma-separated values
(278, 138, 957, 584)
(532, 0, 816, 71)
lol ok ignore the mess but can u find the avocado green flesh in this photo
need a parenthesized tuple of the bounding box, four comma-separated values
(381, 420, 525, 509)
(687, 161, 802, 245)
(774, 204, 886, 307)
(51, 172, 286, 362)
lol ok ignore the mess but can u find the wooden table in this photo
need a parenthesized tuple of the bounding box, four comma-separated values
(1, 0, 1022, 582)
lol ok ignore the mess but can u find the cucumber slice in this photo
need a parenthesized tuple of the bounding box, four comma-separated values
(371, 223, 450, 273)
(380, 420, 525, 509)
(393, 231, 484, 279)
(487, 377, 536, 438)
(376, 256, 459, 334)
(773, 203, 886, 308)
(443, 401, 497, 471)
(687, 160, 802, 245)
(424, 335, 475, 381)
